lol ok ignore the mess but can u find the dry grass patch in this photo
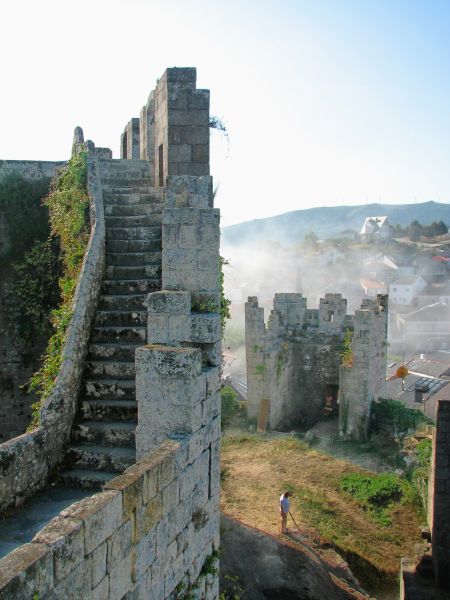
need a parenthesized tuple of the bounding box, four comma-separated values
(221, 433, 424, 594)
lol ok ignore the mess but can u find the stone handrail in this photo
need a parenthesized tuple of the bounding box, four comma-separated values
(0, 153, 106, 513)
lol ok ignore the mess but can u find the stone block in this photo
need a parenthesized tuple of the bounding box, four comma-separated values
(197, 270, 219, 291)
(33, 515, 84, 581)
(169, 144, 192, 163)
(197, 249, 218, 271)
(147, 290, 191, 314)
(88, 575, 109, 600)
(192, 144, 209, 163)
(162, 269, 182, 290)
(147, 313, 169, 344)
(48, 558, 92, 599)
(168, 314, 191, 341)
(107, 520, 133, 600)
(205, 367, 221, 396)
(135, 494, 162, 542)
(136, 345, 202, 378)
(176, 162, 210, 176)
(89, 541, 107, 588)
(61, 490, 122, 554)
(163, 207, 199, 226)
(134, 529, 157, 579)
(190, 313, 221, 344)
(202, 341, 222, 367)
(0, 542, 53, 597)
(104, 470, 144, 523)
(178, 225, 200, 249)
(162, 479, 180, 515)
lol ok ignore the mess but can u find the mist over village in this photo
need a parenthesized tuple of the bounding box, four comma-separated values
(0, 2, 449, 600)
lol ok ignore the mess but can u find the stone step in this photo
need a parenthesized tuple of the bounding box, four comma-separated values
(105, 265, 161, 280)
(102, 186, 154, 195)
(81, 399, 138, 421)
(98, 294, 147, 310)
(103, 191, 164, 205)
(105, 251, 162, 267)
(58, 469, 117, 490)
(102, 278, 160, 296)
(105, 203, 164, 217)
(101, 170, 150, 180)
(99, 158, 150, 169)
(105, 226, 162, 241)
(85, 360, 136, 379)
(105, 239, 161, 253)
(92, 325, 146, 343)
(101, 177, 152, 187)
(72, 420, 136, 447)
(67, 444, 136, 473)
(95, 310, 147, 327)
(105, 214, 162, 228)
(84, 377, 136, 400)
(88, 342, 141, 362)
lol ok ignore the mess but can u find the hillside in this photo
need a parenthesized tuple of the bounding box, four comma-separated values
(222, 200, 450, 246)
(221, 433, 424, 599)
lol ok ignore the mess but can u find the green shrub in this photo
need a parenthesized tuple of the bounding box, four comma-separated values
(371, 398, 432, 434)
(28, 151, 89, 428)
(221, 385, 242, 427)
(340, 472, 404, 526)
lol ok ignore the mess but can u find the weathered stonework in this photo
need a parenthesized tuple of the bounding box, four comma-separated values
(401, 399, 450, 599)
(0, 68, 220, 599)
(245, 293, 388, 439)
(0, 144, 107, 512)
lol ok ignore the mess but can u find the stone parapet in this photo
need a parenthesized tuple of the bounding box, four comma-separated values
(0, 439, 220, 599)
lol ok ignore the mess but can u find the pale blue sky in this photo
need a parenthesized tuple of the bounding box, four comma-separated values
(1, 0, 449, 225)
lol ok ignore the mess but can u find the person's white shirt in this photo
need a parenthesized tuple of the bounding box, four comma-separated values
(280, 493, 290, 513)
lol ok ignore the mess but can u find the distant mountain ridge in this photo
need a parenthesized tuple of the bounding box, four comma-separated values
(222, 201, 450, 246)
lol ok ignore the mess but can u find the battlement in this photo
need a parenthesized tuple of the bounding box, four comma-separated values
(245, 292, 388, 437)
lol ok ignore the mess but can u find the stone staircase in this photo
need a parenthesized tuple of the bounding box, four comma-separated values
(61, 159, 163, 489)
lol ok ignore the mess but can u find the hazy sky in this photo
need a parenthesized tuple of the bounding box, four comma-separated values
(1, 0, 450, 225)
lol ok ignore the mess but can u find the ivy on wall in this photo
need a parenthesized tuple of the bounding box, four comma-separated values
(28, 151, 89, 428)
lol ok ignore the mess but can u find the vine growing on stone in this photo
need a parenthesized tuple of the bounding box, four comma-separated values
(27, 151, 89, 428)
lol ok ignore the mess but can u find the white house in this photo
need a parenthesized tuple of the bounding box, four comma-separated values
(389, 275, 427, 306)
(360, 216, 392, 243)
(359, 278, 387, 298)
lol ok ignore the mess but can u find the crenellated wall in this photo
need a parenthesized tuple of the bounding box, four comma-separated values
(245, 292, 388, 439)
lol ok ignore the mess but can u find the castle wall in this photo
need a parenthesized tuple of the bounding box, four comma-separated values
(0, 160, 65, 180)
(0, 151, 106, 512)
(0, 162, 63, 441)
(245, 293, 387, 438)
(0, 438, 219, 600)
(339, 296, 388, 441)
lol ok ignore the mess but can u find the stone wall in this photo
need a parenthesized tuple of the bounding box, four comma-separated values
(0, 439, 219, 599)
(339, 296, 388, 441)
(0, 160, 65, 180)
(401, 398, 450, 599)
(245, 293, 387, 438)
(120, 68, 210, 186)
(0, 150, 106, 512)
(431, 399, 450, 590)
(0, 168, 52, 441)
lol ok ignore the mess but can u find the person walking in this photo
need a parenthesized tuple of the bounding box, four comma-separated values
(279, 490, 292, 534)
